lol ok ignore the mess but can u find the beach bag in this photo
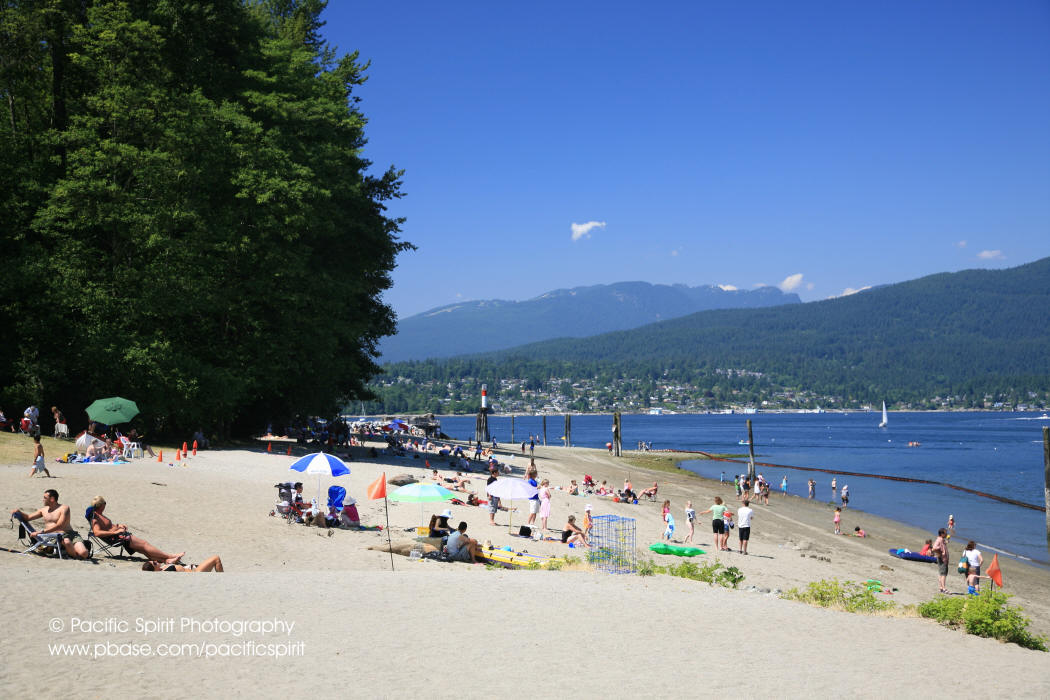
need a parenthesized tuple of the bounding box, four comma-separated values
(518, 526, 532, 537)
(957, 556, 969, 575)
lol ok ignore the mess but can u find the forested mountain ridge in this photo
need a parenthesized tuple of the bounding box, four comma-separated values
(369, 259, 1050, 413)
(379, 282, 799, 362)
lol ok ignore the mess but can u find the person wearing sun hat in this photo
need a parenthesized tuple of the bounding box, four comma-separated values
(339, 496, 361, 528)
(582, 504, 593, 538)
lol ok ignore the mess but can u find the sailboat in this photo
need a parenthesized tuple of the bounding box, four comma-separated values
(878, 401, 888, 428)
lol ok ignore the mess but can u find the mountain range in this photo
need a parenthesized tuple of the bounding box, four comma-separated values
(378, 282, 799, 363)
(371, 258, 1050, 411)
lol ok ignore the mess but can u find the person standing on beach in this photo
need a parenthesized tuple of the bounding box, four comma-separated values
(737, 499, 754, 555)
(529, 438, 535, 457)
(28, 436, 51, 477)
(963, 541, 982, 595)
(487, 470, 500, 526)
(699, 497, 730, 551)
(538, 479, 552, 536)
(526, 466, 539, 526)
(720, 471, 725, 484)
(684, 501, 696, 544)
(833, 507, 842, 535)
(807, 479, 815, 499)
(734, 475, 741, 498)
(933, 528, 950, 594)
(780, 476, 787, 495)
(831, 477, 837, 502)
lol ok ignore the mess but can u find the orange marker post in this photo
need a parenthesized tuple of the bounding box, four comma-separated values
(267, 442, 272, 453)
(286, 445, 292, 456)
(192, 440, 198, 456)
(157, 450, 163, 463)
(182, 442, 188, 456)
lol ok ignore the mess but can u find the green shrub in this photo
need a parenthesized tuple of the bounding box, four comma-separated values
(563, 555, 581, 566)
(917, 596, 966, 626)
(545, 560, 563, 571)
(716, 566, 745, 589)
(918, 591, 1046, 651)
(637, 559, 658, 577)
(963, 591, 1046, 651)
(783, 579, 894, 613)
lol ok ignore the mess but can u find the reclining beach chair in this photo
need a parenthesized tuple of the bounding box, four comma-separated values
(326, 485, 346, 527)
(84, 506, 131, 558)
(12, 514, 64, 558)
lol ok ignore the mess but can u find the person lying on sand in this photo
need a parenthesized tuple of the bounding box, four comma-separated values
(142, 555, 223, 572)
(90, 496, 184, 564)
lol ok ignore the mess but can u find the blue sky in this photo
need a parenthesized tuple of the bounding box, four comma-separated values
(320, 1, 1050, 318)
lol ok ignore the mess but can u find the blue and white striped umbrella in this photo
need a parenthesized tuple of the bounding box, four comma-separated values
(289, 452, 351, 477)
(289, 452, 350, 510)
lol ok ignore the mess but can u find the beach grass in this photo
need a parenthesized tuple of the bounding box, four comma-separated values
(621, 450, 739, 477)
(0, 431, 66, 466)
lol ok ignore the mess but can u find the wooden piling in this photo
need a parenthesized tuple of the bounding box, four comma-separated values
(1044, 426, 1049, 547)
(747, 419, 756, 483)
(542, 415, 547, 446)
(613, 412, 622, 457)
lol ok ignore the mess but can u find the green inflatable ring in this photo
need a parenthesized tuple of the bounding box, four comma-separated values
(649, 542, 705, 557)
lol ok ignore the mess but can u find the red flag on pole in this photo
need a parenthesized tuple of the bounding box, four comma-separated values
(987, 554, 1003, 588)
(368, 472, 387, 500)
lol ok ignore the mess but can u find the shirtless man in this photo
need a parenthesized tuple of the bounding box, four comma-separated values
(28, 435, 51, 477)
(11, 489, 90, 559)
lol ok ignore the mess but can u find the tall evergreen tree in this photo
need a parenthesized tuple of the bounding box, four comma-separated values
(1, 0, 411, 436)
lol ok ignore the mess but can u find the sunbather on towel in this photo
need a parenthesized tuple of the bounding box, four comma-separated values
(89, 496, 184, 564)
(11, 489, 90, 559)
(142, 555, 223, 572)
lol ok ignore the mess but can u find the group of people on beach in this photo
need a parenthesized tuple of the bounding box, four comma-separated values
(662, 496, 754, 555)
(11, 489, 222, 571)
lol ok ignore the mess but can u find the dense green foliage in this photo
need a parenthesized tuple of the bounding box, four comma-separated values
(633, 558, 745, 588)
(372, 260, 1050, 412)
(1, 0, 409, 437)
(379, 282, 798, 363)
(918, 591, 1047, 651)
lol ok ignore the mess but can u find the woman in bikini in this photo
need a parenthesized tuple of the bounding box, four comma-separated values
(89, 496, 184, 564)
(142, 555, 224, 572)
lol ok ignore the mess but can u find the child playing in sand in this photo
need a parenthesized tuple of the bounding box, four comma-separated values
(833, 507, 841, 535)
(684, 501, 696, 543)
(853, 526, 866, 537)
(28, 436, 51, 477)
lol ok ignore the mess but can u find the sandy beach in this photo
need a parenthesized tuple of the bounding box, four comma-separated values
(2, 433, 1049, 698)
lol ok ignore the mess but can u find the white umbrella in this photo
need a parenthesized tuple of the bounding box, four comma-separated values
(75, 430, 105, 455)
(485, 477, 539, 533)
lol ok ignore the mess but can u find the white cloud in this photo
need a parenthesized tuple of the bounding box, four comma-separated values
(977, 249, 1004, 260)
(570, 221, 606, 241)
(778, 273, 804, 292)
(670, 249, 679, 257)
(717, 284, 738, 291)
(955, 240, 967, 248)
(806, 282, 815, 291)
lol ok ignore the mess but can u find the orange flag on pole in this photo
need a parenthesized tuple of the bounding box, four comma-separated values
(367, 472, 387, 500)
(987, 554, 1003, 588)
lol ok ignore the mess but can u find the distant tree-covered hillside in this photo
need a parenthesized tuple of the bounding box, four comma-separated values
(370, 259, 1050, 412)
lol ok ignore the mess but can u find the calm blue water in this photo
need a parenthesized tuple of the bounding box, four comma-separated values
(438, 412, 1050, 566)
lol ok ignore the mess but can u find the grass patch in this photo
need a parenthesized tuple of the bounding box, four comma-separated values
(0, 431, 66, 465)
(783, 579, 897, 614)
(918, 591, 1047, 651)
(635, 557, 744, 588)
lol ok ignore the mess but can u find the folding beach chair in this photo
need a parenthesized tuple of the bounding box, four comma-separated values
(54, 422, 69, 439)
(84, 506, 130, 558)
(12, 514, 64, 559)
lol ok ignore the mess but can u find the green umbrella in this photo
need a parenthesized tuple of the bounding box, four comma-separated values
(388, 482, 455, 527)
(85, 397, 140, 425)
